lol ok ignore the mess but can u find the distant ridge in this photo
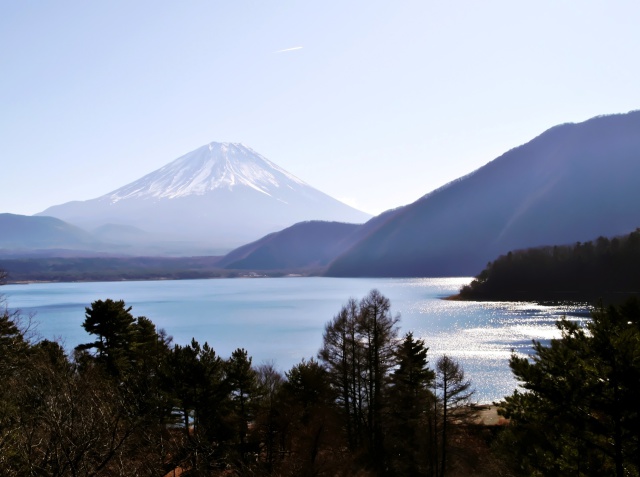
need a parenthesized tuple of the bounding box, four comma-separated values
(37, 143, 371, 254)
(0, 213, 99, 252)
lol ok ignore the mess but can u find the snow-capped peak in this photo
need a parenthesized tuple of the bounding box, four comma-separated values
(106, 142, 308, 202)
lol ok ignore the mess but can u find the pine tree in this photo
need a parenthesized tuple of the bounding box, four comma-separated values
(226, 348, 258, 465)
(499, 298, 640, 476)
(76, 299, 137, 377)
(387, 332, 436, 476)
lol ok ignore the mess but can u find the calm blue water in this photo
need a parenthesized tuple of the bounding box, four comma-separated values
(3, 277, 589, 403)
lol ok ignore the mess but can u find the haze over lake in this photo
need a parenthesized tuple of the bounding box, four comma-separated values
(4, 277, 589, 403)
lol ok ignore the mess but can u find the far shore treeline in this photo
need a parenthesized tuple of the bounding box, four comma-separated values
(2, 270, 640, 476)
(0, 256, 239, 283)
(459, 228, 640, 303)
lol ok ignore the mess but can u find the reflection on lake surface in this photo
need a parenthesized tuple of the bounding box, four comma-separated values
(4, 277, 590, 403)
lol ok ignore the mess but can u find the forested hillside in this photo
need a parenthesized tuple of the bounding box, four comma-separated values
(458, 228, 640, 302)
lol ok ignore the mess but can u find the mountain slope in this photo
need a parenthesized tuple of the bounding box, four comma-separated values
(0, 213, 99, 252)
(326, 110, 640, 277)
(217, 221, 362, 270)
(38, 143, 371, 253)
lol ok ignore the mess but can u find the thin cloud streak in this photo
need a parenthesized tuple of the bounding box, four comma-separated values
(274, 46, 303, 53)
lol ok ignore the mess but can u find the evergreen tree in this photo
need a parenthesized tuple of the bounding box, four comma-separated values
(0, 310, 28, 376)
(162, 339, 230, 474)
(253, 362, 284, 474)
(226, 347, 258, 466)
(0, 307, 29, 474)
(499, 298, 640, 476)
(387, 332, 436, 476)
(279, 358, 344, 476)
(76, 299, 137, 377)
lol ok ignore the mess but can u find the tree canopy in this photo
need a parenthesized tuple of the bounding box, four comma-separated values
(0, 290, 489, 476)
(459, 228, 640, 302)
(499, 297, 640, 476)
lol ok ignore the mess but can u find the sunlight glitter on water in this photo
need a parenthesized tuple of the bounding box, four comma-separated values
(5, 277, 592, 404)
(397, 289, 591, 403)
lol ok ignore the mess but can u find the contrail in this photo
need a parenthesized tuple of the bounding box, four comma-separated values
(274, 46, 303, 53)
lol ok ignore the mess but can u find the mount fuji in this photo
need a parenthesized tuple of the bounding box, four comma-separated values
(38, 143, 371, 254)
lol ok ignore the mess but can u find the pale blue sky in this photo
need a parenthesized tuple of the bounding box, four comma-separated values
(2, 1, 639, 216)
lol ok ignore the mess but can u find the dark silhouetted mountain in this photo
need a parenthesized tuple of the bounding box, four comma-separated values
(216, 206, 404, 272)
(217, 221, 362, 270)
(326, 110, 640, 277)
(0, 213, 100, 253)
(37, 143, 371, 255)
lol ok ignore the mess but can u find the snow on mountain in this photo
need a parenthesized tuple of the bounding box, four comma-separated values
(109, 143, 307, 202)
(38, 142, 371, 255)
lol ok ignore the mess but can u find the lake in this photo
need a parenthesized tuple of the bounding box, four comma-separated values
(2, 277, 589, 403)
